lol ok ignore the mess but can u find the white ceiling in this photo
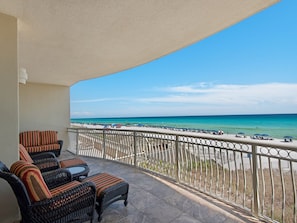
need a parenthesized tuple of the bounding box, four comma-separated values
(0, 0, 278, 86)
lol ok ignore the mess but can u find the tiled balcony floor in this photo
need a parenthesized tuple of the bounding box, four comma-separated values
(60, 151, 264, 223)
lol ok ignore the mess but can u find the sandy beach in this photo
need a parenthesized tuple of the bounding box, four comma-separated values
(71, 123, 297, 148)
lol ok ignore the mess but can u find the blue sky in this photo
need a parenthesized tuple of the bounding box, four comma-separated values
(71, 1, 297, 118)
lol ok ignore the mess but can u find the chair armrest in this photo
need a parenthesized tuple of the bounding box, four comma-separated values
(54, 140, 63, 157)
(30, 182, 96, 222)
(33, 158, 60, 173)
(42, 168, 73, 189)
(58, 140, 63, 149)
(31, 152, 57, 160)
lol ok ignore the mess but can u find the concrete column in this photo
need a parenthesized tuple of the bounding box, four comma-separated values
(0, 12, 20, 223)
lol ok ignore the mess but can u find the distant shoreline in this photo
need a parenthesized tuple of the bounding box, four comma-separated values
(71, 122, 297, 146)
(71, 113, 297, 119)
(71, 113, 297, 139)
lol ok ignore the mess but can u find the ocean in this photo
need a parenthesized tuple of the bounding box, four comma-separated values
(71, 113, 297, 139)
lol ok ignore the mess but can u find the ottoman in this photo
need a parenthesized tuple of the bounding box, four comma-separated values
(82, 173, 129, 221)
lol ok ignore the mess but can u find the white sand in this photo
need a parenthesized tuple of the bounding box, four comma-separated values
(70, 123, 297, 147)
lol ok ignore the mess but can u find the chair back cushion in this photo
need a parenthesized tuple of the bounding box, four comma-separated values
(19, 131, 40, 147)
(19, 144, 34, 163)
(40, 131, 58, 145)
(10, 160, 52, 202)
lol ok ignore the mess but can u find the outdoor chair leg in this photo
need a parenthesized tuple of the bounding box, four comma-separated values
(98, 215, 102, 222)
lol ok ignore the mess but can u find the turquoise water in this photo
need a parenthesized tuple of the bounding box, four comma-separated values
(71, 114, 297, 139)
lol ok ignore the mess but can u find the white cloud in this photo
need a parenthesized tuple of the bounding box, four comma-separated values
(71, 111, 94, 117)
(71, 97, 126, 103)
(71, 83, 297, 117)
(139, 83, 297, 106)
(164, 82, 215, 93)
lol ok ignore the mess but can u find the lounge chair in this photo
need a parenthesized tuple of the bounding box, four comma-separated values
(19, 144, 90, 178)
(0, 160, 96, 223)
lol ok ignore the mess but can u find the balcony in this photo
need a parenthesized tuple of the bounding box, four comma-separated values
(61, 149, 257, 223)
(67, 127, 297, 223)
(0, 2, 284, 220)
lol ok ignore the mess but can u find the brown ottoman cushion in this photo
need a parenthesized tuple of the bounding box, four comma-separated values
(82, 173, 129, 221)
(59, 158, 87, 168)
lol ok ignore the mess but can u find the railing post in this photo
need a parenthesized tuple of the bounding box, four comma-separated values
(134, 131, 137, 167)
(75, 129, 79, 155)
(103, 130, 106, 159)
(252, 144, 259, 217)
(175, 135, 180, 183)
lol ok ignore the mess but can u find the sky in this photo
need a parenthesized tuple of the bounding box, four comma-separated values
(71, 1, 297, 118)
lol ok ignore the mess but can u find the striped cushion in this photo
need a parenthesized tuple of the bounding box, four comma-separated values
(50, 181, 81, 197)
(83, 173, 123, 196)
(10, 161, 52, 202)
(26, 144, 61, 154)
(60, 158, 87, 168)
(19, 131, 40, 147)
(19, 144, 33, 163)
(40, 131, 57, 145)
(11, 160, 35, 178)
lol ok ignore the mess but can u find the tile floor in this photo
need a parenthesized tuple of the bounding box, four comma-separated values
(60, 151, 264, 223)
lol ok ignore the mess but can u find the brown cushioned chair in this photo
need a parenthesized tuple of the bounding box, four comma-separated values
(19, 144, 89, 176)
(19, 146, 129, 222)
(0, 160, 96, 223)
(19, 130, 63, 157)
(19, 145, 130, 222)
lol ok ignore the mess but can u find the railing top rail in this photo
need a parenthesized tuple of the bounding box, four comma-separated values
(67, 126, 297, 151)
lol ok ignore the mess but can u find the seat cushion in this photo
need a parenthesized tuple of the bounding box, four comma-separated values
(26, 144, 61, 154)
(50, 181, 81, 197)
(40, 130, 58, 145)
(10, 160, 52, 202)
(59, 158, 87, 168)
(19, 131, 40, 147)
(83, 173, 124, 197)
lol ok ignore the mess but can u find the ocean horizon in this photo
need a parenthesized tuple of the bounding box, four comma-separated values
(71, 113, 297, 139)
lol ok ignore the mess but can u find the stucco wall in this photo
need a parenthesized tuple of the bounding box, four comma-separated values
(0, 12, 20, 223)
(19, 83, 70, 149)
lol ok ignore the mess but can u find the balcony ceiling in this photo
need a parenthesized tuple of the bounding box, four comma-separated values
(0, 0, 278, 86)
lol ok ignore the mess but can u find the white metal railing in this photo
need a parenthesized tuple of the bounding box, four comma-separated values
(67, 127, 297, 223)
